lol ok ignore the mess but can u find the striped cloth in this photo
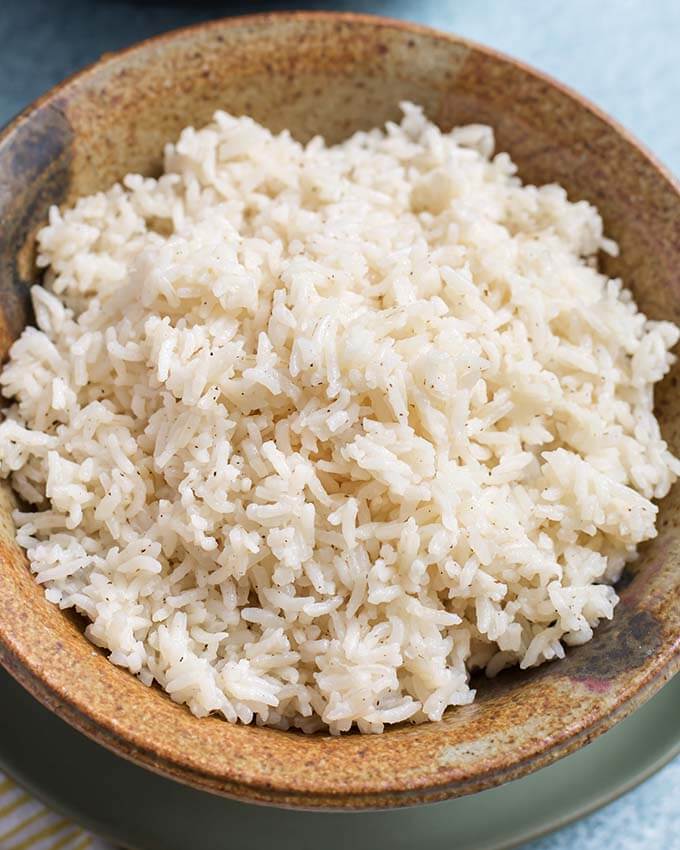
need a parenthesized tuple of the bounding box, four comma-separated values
(0, 774, 111, 850)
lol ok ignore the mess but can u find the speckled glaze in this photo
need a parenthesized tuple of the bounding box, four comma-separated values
(0, 12, 678, 810)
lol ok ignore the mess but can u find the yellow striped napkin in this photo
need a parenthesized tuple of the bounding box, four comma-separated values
(0, 773, 111, 850)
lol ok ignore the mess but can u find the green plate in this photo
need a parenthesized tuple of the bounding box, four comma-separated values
(0, 667, 678, 850)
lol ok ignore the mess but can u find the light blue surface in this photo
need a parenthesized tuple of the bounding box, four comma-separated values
(0, 1, 678, 848)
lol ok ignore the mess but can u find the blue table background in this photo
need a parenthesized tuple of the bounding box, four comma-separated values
(0, 1, 678, 848)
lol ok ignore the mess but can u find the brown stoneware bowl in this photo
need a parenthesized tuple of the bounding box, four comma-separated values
(0, 12, 678, 810)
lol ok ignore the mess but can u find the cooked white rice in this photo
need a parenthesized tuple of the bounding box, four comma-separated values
(0, 104, 677, 733)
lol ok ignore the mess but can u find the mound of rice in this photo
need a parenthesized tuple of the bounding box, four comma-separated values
(0, 104, 677, 733)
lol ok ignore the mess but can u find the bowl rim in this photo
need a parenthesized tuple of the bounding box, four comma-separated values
(3, 10, 678, 194)
(0, 9, 679, 810)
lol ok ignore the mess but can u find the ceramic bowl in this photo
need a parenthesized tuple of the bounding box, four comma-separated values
(0, 12, 678, 810)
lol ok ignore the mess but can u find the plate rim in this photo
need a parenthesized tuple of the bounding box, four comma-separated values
(0, 670, 678, 850)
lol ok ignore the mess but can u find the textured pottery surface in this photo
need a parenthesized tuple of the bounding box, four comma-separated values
(0, 12, 678, 810)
